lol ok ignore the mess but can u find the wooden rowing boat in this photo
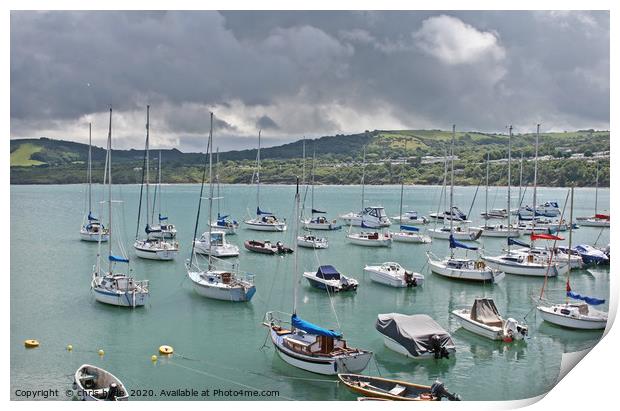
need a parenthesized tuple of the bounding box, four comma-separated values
(338, 373, 460, 401)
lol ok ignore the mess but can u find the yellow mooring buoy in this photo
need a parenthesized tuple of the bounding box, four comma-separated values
(151, 355, 158, 362)
(159, 345, 174, 355)
(24, 339, 40, 348)
(66, 344, 73, 351)
(98, 349, 105, 356)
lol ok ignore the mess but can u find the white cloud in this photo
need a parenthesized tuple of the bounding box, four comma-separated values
(413, 15, 505, 65)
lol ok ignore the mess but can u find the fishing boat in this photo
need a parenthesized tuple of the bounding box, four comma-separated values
(262, 181, 372, 375)
(186, 113, 256, 302)
(338, 374, 460, 401)
(80, 123, 109, 242)
(303, 265, 358, 292)
(573, 244, 609, 265)
(133, 106, 179, 261)
(346, 224, 392, 247)
(73, 364, 128, 401)
(244, 239, 293, 255)
(91, 108, 149, 308)
(244, 130, 287, 232)
(145, 152, 177, 239)
(297, 235, 328, 249)
(452, 298, 528, 341)
(194, 230, 240, 257)
(210, 148, 239, 234)
(301, 147, 342, 231)
(363, 262, 424, 288)
(375, 313, 456, 359)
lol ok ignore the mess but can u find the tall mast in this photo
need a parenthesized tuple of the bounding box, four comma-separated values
(485, 152, 489, 222)
(216, 147, 220, 218)
(256, 130, 261, 210)
(361, 146, 366, 211)
(442, 146, 448, 213)
(533, 124, 540, 222)
(145, 105, 151, 227)
(518, 152, 523, 210)
(293, 177, 300, 315)
(207, 113, 214, 267)
(301, 138, 306, 186)
(158, 150, 162, 220)
(449, 125, 455, 234)
(399, 140, 407, 220)
(311, 146, 316, 212)
(594, 160, 599, 215)
(507, 126, 512, 243)
(88, 122, 92, 214)
(107, 108, 113, 274)
(567, 186, 574, 282)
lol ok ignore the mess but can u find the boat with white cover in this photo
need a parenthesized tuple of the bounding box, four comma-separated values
(73, 364, 128, 401)
(452, 298, 528, 341)
(364, 262, 424, 288)
(297, 235, 328, 249)
(375, 313, 456, 360)
(303, 265, 358, 292)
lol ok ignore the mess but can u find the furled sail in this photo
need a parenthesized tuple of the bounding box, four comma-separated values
(566, 282, 605, 305)
(291, 314, 342, 339)
(449, 234, 478, 250)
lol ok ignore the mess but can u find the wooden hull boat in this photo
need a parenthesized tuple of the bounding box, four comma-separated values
(338, 374, 460, 401)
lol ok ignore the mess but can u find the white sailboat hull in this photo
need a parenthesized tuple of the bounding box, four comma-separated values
(391, 232, 431, 243)
(92, 287, 149, 307)
(188, 271, 255, 302)
(302, 220, 341, 230)
(244, 220, 287, 231)
(577, 219, 610, 228)
(427, 228, 481, 241)
(478, 227, 520, 238)
(452, 310, 503, 340)
(427, 258, 498, 282)
(537, 306, 607, 330)
(210, 223, 238, 234)
(133, 241, 178, 261)
(346, 234, 392, 247)
(80, 231, 109, 242)
(482, 255, 565, 277)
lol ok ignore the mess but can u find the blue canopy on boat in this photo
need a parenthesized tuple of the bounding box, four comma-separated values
(449, 235, 478, 250)
(291, 314, 342, 339)
(316, 265, 341, 280)
(257, 207, 272, 215)
(508, 237, 530, 248)
(567, 291, 605, 305)
(109, 255, 129, 263)
(87, 212, 98, 221)
(400, 225, 420, 232)
(312, 208, 326, 214)
(159, 213, 168, 221)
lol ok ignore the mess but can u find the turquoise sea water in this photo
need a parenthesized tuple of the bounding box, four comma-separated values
(10, 183, 610, 401)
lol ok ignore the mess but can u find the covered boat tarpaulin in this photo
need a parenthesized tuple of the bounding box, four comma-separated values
(508, 237, 530, 248)
(449, 235, 478, 250)
(256, 207, 272, 215)
(470, 298, 502, 326)
(375, 313, 454, 358)
(291, 314, 342, 339)
(109, 255, 129, 263)
(567, 282, 605, 305)
(316, 265, 341, 280)
(400, 225, 420, 232)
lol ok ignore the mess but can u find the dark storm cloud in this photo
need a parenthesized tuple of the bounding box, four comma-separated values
(10, 10, 609, 150)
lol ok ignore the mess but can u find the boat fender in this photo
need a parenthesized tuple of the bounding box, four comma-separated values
(159, 345, 174, 355)
(24, 339, 39, 348)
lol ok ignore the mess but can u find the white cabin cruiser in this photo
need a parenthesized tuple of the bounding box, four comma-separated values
(340, 206, 391, 227)
(452, 298, 528, 341)
(303, 265, 358, 292)
(194, 230, 240, 257)
(364, 262, 424, 288)
(427, 253, 504, 283)
(514, 201, 561, 218)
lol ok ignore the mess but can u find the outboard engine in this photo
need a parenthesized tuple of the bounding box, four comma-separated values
(430, 334, 450, 359)
(431, 380, 461, 401)
(504, 318, 527, 340)
(405, 272, 417, 287)
(106, 383, 119, 401)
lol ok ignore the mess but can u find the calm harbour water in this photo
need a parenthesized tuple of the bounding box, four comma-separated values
(10, 183, 610, 401)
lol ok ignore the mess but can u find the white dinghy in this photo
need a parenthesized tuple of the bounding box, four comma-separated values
(73, 364, 128, 401)
(364, 262, 424, 288)
(452, 298, 528, 341)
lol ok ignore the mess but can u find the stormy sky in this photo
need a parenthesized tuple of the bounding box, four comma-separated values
(10, 11, 609, 151)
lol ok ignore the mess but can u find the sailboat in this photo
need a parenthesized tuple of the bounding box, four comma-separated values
(133, 106, 179, 261)
(576, 161, 609, 227)
(391, 140, 431, 244)
(346, 222, 393, 247)
(145, 151, 178, 239)
(80, 123, 109, 242)
(537, 187, 608, 330)
(339, 147, 391, 228)
(472, 147, 519, 238)
(427, 125, 504, 284)
(244, 130, 287, 231)
(186, 113, 255, 302)
(301, 147, 341, 231)
(428, 126, 482, 241)
(262, 179, 373, 375)
(91, 108, 149, 308)
(210, 148, 240, 234)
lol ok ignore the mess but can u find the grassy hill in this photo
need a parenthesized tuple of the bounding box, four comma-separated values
(10, 129, 610, 187)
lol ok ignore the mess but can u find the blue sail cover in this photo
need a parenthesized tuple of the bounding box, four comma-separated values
(567, 291, 605, 306)
(508, 237, 530, 248)
(217, 213, 229, 220)
(87, 212, 98, 221)
(257, 207, 272, 215)
(449, 235, 478, 250)
(400, 225, 420, 232)
(291, 314, 342, 339)
(109, 255, 129, 263)
(312, 208, 327, 214)
(159, 213, 168, 221)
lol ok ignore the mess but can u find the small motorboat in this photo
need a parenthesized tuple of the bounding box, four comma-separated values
(73, 364, 129, 401)
(452, 298, 528, 341)
(375, 313, 456, 360)
(346, 231, 392, 247)
(364, 262, 424, 288)
(244, 239, 293, 255)
(297, 235, 328, 249)
(340, 206, 392, 227)
(338, 374, 460, 401)
(572, 244, 609, 265)
(303, 265, 358, 292)
(537, 302, 607, 330)
(391, 211, 428, 225)
(302, 215, 342, 231)
(475, 224, 520, 238)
